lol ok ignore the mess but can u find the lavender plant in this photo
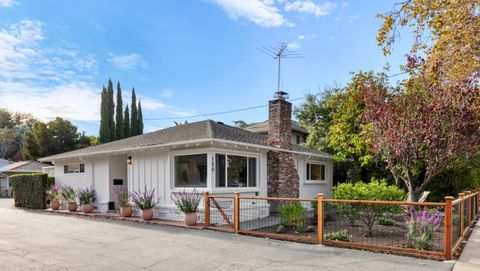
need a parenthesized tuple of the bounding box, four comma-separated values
(405, 208, 443, 250)
(115, 187, 130, 208)
(46, 184, 62, 201)
(131, 187, 158, 210)
(171, 189, 202, 213)
(77, 187, 97, 205)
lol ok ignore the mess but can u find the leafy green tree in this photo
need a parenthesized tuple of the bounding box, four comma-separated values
(115, 81, 124, 140)
(130, 88, 138, 136)
(107, 79, 116, 140)
(233, 120, 249, 128)
(123, 105, 130, 138)
(99, 86, 110, 143)
(295, 72, 392, 183)
(137, 101, 143, 135)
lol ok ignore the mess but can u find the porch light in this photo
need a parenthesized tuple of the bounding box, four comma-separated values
(127, 156, 132, 165)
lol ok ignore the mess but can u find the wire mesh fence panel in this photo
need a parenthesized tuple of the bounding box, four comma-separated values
(463, 201, 468, 233)
(237, 198, 317, 243)
(208, 196, 235, 231)
(323, 201, 445, 252)
(470, 196, 475, 225)
(452, 203, 461, 248)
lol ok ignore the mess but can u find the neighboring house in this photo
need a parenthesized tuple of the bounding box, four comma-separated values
(0, 159, 10, 197)
(244, 120, 309, 145)
(0, 161, 52, 198)
(39, 94, 333, 220)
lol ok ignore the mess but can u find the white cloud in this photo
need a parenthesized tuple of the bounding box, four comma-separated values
(159, 89, 174, 98)
(287, 41, 301, 49)
(108, 53, 147, 71)
(210, 0, 290, 28)
(0, 0, 16, 7)
(284, 1, 336, 17)
(297, 33, 316, 40)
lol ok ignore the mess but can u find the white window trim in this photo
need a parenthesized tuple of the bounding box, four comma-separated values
(213, 151, 260, 190)
(171, 151, 209, 189)
(305, 161, 327, 184)
(63, 163, 85, 175)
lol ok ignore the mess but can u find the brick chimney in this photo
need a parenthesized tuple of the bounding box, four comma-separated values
(267, 94, 300, 199)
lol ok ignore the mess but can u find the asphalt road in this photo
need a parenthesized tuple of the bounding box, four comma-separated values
(0, 199, 454, 271)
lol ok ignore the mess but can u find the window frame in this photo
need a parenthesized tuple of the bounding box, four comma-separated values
(173, 153, 208, 188)
(305, 161, 327, 183)
(214, 152, 259, 189)
(63, 163, 85, 175)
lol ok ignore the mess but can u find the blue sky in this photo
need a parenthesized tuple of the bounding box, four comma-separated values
(0, 0, 411, 135)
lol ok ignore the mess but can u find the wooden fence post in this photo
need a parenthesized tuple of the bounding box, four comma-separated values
(459, 193, 465, 237)
(234, 192, 240, 233)
(204, 192, 210, 228)
(467, 191, 472, 226)
(317, 193, 324, 245)
(444, 196, 454, 261)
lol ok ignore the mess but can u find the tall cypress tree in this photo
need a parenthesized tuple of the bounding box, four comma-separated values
(99, 86, 110, 143)
(115, 81, 124, 140)
(107, 79, 116, 140)
(137, 101, 143, 135)
(123, 105, 130, 138)
(130, 88, 138, 136)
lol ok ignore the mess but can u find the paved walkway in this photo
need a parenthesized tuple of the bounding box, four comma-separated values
(453, 222, 480, 271)
(0, 199, 454, 271)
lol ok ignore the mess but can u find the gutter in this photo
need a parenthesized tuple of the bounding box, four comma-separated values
(39, 138, 333, 162)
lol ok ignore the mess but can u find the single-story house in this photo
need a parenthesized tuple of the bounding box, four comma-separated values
(39, 94, 333, 220)
(0, 160, 52, 198)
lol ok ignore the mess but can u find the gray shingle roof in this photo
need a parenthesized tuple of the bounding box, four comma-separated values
(244, 120, 309, 134)
(0, 161, 51, 173)
(39, 120, 331, 161)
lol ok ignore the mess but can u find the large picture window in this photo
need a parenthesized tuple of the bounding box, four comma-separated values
(174, 154, 207, 187)
(64, 163, 85, 174)
(215, 154, 257, 188)
(306, 163, 325, 181)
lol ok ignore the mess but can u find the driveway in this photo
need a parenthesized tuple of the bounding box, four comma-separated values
(0, 199, 454, 271)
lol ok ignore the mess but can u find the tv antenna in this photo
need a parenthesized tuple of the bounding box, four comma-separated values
(257, 42, 303, 98)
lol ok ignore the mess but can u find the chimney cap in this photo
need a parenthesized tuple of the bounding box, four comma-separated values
(274, 91, 289, 100)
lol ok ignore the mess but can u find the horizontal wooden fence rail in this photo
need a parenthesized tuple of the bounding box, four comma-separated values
(203, 190, 480, 260)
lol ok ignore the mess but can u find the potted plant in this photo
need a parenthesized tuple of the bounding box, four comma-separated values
(77, 187, 96, 213)
(116, 187, 132, 217)
(61, 186, 77, 212)
(171, 189, 202, 226)
(131, 187, 158, 220)
(46, 184, 62, 210)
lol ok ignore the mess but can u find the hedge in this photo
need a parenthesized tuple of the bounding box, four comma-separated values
(10, 173, 48, 209)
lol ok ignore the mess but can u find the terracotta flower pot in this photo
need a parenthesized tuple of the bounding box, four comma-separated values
(67, 201, 77, 212)
(184, 212, 198, 226)
(120, 206, 133, 217)
(50, 200, 60, 210)
(142, 208, 154, 220)
(82, 203, 93, 213)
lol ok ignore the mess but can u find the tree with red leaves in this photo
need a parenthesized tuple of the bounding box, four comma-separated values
(362, 77, 480, 201)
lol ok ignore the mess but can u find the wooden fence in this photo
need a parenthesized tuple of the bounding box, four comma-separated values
(203, 190, 480, 260)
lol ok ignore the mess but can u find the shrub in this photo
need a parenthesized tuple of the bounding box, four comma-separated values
(77, 187, 96, 205)
(405, 208, 442, 250)
(115, 187, 130, 208)
(379, 217, 396, 226)
(46, 176, 55, 187)
(333, 179, 405, 236)
(46, 184, 62, 202)
(61, 186, 76, 202)
(10, 173, 48, 209)
(279, 202, 307, 232)
(131, 187, 158, 210)
(324, 230, 351, 242)
(171, 189, 202, 213)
